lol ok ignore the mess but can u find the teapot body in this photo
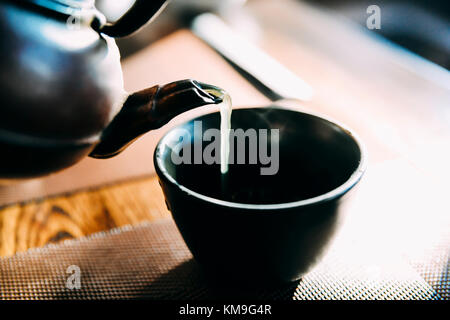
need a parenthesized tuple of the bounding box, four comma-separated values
(0, 0, 225, 180)
(0, 1, 127, 178)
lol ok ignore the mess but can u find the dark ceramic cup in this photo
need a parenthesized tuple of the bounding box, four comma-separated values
(154, 105, 366, 285)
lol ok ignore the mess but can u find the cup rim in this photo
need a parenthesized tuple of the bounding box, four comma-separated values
(154, 105, 367, 210)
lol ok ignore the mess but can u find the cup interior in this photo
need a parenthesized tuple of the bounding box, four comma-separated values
(155, 107, 364, 206)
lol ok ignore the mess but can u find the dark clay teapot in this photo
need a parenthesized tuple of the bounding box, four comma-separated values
(0, 0, 224, 179)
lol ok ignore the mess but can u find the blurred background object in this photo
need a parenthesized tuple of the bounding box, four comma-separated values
(95, 0, 260, 57)
(303, 0, 450, 69)
(99, 0, 449, 70)
(190, 13, 313, 101)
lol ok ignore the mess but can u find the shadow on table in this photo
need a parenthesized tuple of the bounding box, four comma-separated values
(141, 259, 300, 300)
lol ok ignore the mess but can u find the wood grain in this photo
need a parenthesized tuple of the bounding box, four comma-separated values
(0, 176, 170, 257)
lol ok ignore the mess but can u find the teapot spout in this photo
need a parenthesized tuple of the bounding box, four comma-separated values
(89, 79, 225, 159)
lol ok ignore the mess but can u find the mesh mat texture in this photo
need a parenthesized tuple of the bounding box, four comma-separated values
(0, 219, 444, 300)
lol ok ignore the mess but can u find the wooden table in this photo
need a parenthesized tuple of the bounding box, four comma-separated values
(1, 0, 449, 264)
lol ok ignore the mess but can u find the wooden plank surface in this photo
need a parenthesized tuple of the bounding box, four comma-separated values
(0, 0, 449, 258)
(0, 177, 169, 257)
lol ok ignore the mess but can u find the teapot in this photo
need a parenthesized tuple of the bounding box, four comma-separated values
(0, 0, 224, 179)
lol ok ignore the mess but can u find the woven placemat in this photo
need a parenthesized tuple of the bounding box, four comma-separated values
(0, 218, 443, 300)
